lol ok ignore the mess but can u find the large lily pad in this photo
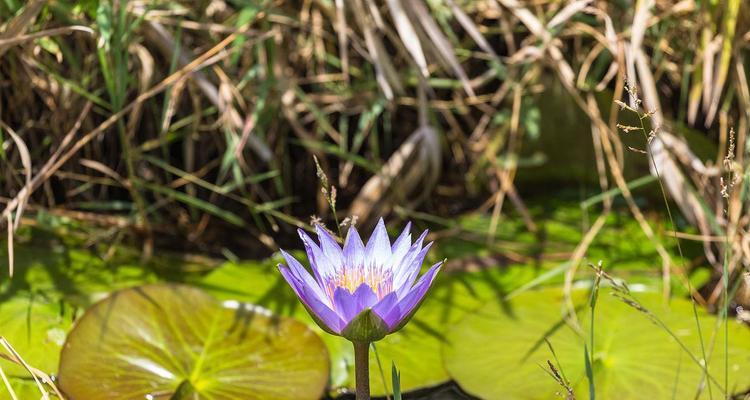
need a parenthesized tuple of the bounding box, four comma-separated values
(200, 258, 354, 391)
(58, 284, 329, 400)
(444, 288, 750, 399)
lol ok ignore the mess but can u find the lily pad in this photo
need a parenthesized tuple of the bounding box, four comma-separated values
(444, 288, 750, 399)
(0, 297, 70, 399)
(0, 226, 216, 309)
(0, 379, 55, 400)
(0, 233, 152, 308)
(200, 258, 354, 391)
(57, 284, 329, 400)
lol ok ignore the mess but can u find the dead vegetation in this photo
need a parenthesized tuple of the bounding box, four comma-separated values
(0, 0, 748, 307)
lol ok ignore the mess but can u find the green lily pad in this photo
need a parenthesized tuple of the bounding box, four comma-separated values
(0, 298, 69, 374)
(0, 226, 217, 309)
(444, 288, 750, 400)
(200, 258, 354, 391)
(0, 379, 55, 400)
(57, 284, 329, 400)
(0, 235, 151, 308)
(0, 297, 70, 399)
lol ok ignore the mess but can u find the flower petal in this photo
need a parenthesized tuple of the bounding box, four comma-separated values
(333, 287, 361, 323)
(371, 292, 399, 324)
(279, 265, 344, 333)
(393, 238, 432, 295)
(398, 229, 428, 271)
(343, 225, 365, 269)
(382, 261, 442, 330)
(315, 224, 344, 267)
(352, 283, 378, 310)
(280, 250, 329, 306)
(365, 218, 391, 269)
(389, 222, 412, 267)
(298, 228, 337, 283)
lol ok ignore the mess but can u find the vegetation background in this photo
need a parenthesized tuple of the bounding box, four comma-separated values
(1, 0, 750, 399)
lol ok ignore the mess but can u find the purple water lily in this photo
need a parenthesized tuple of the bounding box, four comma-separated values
(278, 219, 443, 342)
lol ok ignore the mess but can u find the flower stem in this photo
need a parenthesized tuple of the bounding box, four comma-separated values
(354, 341, 370, 400)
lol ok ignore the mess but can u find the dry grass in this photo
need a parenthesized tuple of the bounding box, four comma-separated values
(0, 0, 747, 287)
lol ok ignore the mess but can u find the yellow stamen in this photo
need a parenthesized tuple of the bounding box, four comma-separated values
(326, 265, 392, 300)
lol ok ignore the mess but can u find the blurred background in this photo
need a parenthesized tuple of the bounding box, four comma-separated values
(1, 0, 750, 399)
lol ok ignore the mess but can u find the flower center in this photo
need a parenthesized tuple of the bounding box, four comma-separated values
(326, 265, 393, 300)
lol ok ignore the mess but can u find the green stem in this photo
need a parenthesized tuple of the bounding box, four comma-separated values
(354, 341, 370, 400)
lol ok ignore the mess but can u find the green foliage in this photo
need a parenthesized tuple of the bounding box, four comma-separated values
(392, 362, 402, 400)
(0, 225, 214, 308)
(444, 288, 750, 400)
(58, 284, 330, 400)
(0, 297, 70, 399)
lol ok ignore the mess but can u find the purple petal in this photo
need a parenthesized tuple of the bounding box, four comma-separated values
(393, 239, 433, 296)
(315, 224, 344, 267)
(343, 226, 365, 269)
(371, 292, 399, 322)
(382, 261, 442, 329)
(398, 229, 428, 270)
(333, 287, 361, 323)
(365, 218, 391, 268)
(280, 250, 329, 305)
(352, 283, 378, 310)
(279, 266, 344, 333)
(389, 222, 412, 267)
(298, 228, 337, 283)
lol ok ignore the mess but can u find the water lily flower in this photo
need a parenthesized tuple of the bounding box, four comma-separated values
(278, 219, 443, 343)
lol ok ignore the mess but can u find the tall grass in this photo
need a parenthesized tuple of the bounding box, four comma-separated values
(0, 1, 745, 258)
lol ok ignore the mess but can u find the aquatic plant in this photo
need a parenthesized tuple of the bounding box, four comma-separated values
(279, 219, 442, 399)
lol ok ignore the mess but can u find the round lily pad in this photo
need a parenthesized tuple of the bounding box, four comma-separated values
(444, 288, 750, 399)
(200, 259, 354, 390)
(57, 284, 329, 400)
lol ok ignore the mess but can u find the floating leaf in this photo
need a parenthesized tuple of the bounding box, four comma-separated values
(444, 288, 750, 399)
(0, 297, 70, 400)
(200, 258, 354, 390)
(58, 284, 329, 400)
(0, 228, 214, 307)
(0, 378, 53, 400)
